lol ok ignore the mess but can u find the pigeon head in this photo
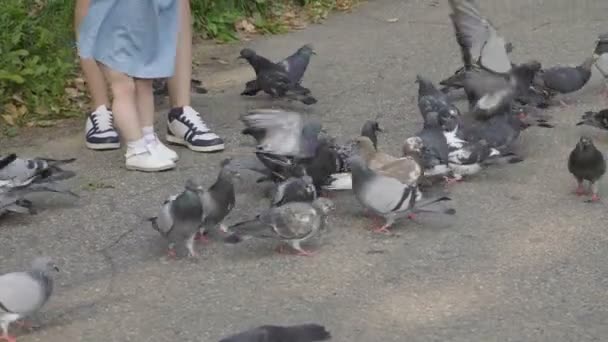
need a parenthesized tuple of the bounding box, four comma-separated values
(238, 48, 257, 60)
(312, 197, 335, 214)
(439, 114, 459, 132)
(219, 158, 241, 180)
(31, 257, 59, 273)
(302, 175, 317, 196)
(577, 136, 595, 150)
(403, 136, 424, 155)
(360, 120, 383, 148)
(297, 44, 316, 56)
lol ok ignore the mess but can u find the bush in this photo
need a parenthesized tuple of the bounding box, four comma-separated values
(0, 0, 350, 133)
(0, 0, 78, 129)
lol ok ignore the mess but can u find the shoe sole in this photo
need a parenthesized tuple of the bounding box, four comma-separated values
(125, 163, 176, 172)
(166, 134, 225, 152)
(86, 142, 121, 150)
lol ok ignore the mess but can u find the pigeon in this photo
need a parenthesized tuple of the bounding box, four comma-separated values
(148, 179, 205, 258)
(439, 0, 515, 92)
(199, 159, 240, 239)
(279, 44, 316, 85)
(240, 109, 323, 159)
(238, 48, 317, 105)
(568, 136, 606, 202)
(355, 136, 422, 186)
(405, 126, 454, 181)
(416, 75, 460, 126)
(328, 119, 384, 174)
(576, 109, 608, 130)
(0, 257, 59, 342)
(219, 323, 331, 342)
(533, 57, 598, 105)
(349, 155, 455, 234)
(224, 198, 335, 256)
(271, 165, 317, 207)
(0, 155, 77, 189)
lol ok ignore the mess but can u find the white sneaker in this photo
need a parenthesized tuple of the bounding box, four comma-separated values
(166, 106, 225, 152)
(85, 105, 121, 150)
(148, 140, 179, 162)
(125, 146, 175, 172)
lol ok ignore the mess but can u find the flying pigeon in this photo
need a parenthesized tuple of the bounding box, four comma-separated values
(198, 159, 240, 240)
(416, 75, 460, 126)
(223, 198, 335, 256)
(533, 57, 598, 106)
(148, 180, 205, 258)
(568, 136, 606, 202)
(0, 257, 59, 342)
(271, 165, 317, 207)
(238, 48, 317, 105)
(355, 136, 422, 186)
(349, 155, 455, 234)
(219, 323, 331, 342)
(439, 0, 515, 92)
(279, 44, 317, 85)
(576, 109, 608, 130)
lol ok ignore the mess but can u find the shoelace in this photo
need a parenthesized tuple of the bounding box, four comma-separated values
(182, 109, 209, 133)
(92, 110, 114, 132)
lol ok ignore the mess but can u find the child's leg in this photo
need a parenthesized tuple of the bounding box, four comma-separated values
(135, 79, 178, 162)
(104, 69, 175, 172)
(165, 0, 225, 153)
(75, 0, 120, 150)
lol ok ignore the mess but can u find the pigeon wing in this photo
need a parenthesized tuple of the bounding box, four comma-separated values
(0, 272, 46, 314)
(240, 109, 304, 156)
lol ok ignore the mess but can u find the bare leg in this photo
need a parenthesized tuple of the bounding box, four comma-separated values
(167, 0, 192, 108)
(134, 79, 155, 128)
(75, 0, 110, 110)
(103, 68, 142, 142)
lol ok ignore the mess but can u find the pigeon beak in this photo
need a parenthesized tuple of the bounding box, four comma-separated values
(53, 265, 60, 272)
(312, 50, 317, 55)
(576, 121, 586, 126)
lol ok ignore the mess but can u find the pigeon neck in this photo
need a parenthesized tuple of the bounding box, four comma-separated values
(29, 270, 54, 300)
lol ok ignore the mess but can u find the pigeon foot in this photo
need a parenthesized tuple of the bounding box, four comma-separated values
(0, 334, 16, 342)
(295, 249, 315, 257)
(443, 176, 462, 187)
(407, 213, 417, 220)
(574, 185, 587, 196)
(372, 225, 392, 234)
(15, 319, 37, 331)
(167, 249, 177, 259)
(194, 232, 210, 244)
(586, 194, 601, 203)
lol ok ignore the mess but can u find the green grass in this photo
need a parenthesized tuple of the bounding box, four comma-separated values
(0, 0, 351, 135)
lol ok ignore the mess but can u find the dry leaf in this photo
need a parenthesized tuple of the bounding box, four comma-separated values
(16, 105, 27, 117)
(216, 59, 229, 65)
(1, 115, 15, 126)
(12, 94, 25, 104)
(65, 87, 80, 98)
(35, 106, 50, 116)
(73, 77, 87, 91)
(235, 19, 256, 34)
(386, 18, 399, 23)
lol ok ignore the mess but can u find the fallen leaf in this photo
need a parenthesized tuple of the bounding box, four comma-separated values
(16, 105, 27, 117)
(235, 19, 256, 33)
(36, 120, 56, 127)
(35, 106, 50, 116)
(65, 87, 80, 98)
(1, 115, 15, 126)
(11, 94, 25, 104)
(216, 59, 229, 65)
(4, 103, 18, 116)
(386, 18, 399, 23)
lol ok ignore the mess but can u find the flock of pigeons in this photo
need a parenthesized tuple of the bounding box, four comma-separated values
(3, 0, 608, 341)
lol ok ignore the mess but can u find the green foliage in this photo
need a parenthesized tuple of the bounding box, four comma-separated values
(0, 0, 78, 127)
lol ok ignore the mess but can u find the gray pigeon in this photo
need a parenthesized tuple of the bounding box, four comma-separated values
(576, 109, 608, 130)
(349, 155, 455, 234)
(148, 180, 205, 258)
(331, 119, 385, 173)
(240, 109, 323, 159)
(279, 44, 316, 85)
(533, 57, 598, 104)
(224, 198, 335, 256)
(219, 323, 331, 342)
(271, 166, 317, 207)
(238, 48, 317, 105)
(199, 159, 240, 239)
(0, 257, 59, 342)
(416, 75, 460, 126)
(568, 136, 606, 202)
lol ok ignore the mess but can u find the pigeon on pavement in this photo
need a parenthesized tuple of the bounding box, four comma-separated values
(279, 44, 316, 85)
(416, 75, 460, 126)
(328, 119, 384, 173)
(568, 136, 606, 202)
(239, 48, 317, 105)
(355, 136, 422, 186)
(0, 257, 59, 342)
(148, 180, 205, 258)
(219, 323, 331, 342)
(349, 155, 455, 234)
(271, 165, 317, 207)
(199, 159, 240, 240)
(576, 109, 608, 130)
(223, 198, 335, 256)
(533, 57, 598, 105)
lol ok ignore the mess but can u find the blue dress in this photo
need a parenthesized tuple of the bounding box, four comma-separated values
(77, 0, 179, 79)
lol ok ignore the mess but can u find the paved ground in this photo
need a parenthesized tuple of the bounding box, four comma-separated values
(2, 0, 608, 341)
